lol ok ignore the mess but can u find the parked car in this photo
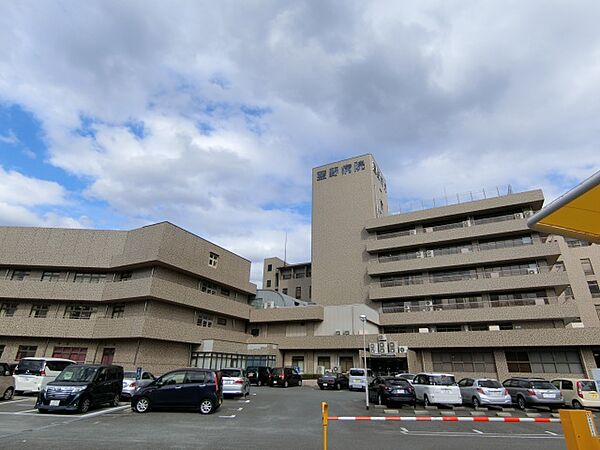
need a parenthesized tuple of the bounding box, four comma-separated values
(348, 368, 374, 391)
(131, 368, 222, 414)
(36, 364, 123, 413)
(412, 373, 462, 406)
(458, 378, 512, 408)
(503, 377, 563, 410)
(270, 367, 302, 388)
(317, 372, 349, 390)
(14, 357, 76, 394)
(395, 373, 416, 382)
(221, 368, 250, 397)
(121, 370, 155, 400)
(551, 378, 600, 410)
(247, 366, 273, 386)
(369, 376, 415, 406)
(0, 362, 15, 401)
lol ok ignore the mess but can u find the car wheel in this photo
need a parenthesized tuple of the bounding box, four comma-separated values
(572, 400, 583, 409)
(472, 397, 480, 409)
(199, 398, 214, 415)
(298, 380, 302, 386)
(517, 396, 526, 410)
(78, 397, 91, 414)
(38, 408, 48, 414)
(377, 394, 383, 406)
(133, 397, 150, 414)
(319, 385, 324, 390)
(111, 393, 120, 407)
(257, 380, 262, 387)
(284, 380, 289, 388)
(335, 383, 340, 391)
(3, 387, 14, 401)
(424, 395, 431, 407)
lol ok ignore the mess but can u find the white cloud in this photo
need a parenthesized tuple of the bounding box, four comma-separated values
(0, 1, 599, 284)
(0, 130, 19, 145)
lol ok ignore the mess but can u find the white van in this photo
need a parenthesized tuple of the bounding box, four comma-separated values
(348, 368, 373, 391)
(412, 373, 462, 406)
(14, 358, 76, 394)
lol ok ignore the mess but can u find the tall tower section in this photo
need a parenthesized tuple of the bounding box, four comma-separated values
(311, 154, 388, 306)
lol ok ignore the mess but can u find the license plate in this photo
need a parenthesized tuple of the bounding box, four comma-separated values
(542, 394, 554, 398)
(590, 393, 599, 398)
(490, 391, 501, 397)
(273, 381, 278, 384)
(224, 380, 233, 385)
(393, 389, 405, 394)
(50, 400, 60, 407)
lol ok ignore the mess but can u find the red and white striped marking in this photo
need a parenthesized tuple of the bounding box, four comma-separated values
(328, 416, 560, 423)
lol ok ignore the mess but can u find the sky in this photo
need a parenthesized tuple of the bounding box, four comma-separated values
(1, 1, 599, 284)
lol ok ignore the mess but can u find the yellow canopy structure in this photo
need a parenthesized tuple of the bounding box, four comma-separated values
(528, 170, 600, 243)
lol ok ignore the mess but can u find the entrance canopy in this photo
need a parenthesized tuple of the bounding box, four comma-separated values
(528, 170, 600, 243)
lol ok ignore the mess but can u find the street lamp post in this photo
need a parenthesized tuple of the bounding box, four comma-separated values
(360, 314, 369, 410)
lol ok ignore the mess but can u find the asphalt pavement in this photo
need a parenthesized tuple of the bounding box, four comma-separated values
(0, 386, 587, 449)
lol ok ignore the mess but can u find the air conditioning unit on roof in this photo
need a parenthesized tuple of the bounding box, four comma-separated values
(343, 330, 350, 335)
(425, 250, 434, 258)
(335, 329, 341, 335)
(416, 251, 425, 258)
(409, 229, 417, 235)
(527, 268, 539, 274)
(463, 220, 472, 227)
(425, 227, 433, 233)
(514, 212, 525, 219)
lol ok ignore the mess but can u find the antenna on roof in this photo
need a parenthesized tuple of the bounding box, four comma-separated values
(284, 232, 287, 266)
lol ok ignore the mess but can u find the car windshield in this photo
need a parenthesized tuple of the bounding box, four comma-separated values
(14, 360, 44, 375)
(272, 368, 284, 376)
(579, 381, 598, 392)
(221, 369, 242, 378)
(429, 375, 456, 386)
(479, 380, 502, 388)
(531, 381, 556, 390)
(322, 372, 335, 377)
(385, 378, 409, 386)
(55, 366, 98, 382)
(123, 371, 137, 378)
(350, 369, 365, 376)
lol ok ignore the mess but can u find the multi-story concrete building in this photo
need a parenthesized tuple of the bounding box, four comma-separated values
(2, 154, 599, 382)
(261, 258, 312, 301)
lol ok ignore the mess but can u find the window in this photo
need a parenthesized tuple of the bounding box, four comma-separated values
(341, 164, 352, 175)
(118, 272, 133, 282)
(217, 317, 227, 326)
(267, 264, 272, 272)
(16, 345, 37, 360)
(282, 272, 292, 280)
(566, 238, 591, 247)
(221, 287, 230, 297)
(0, 344, 4, 359)
(588, 281, 600, 298)
(506, 350, 582, 373)
(197, 313, 213, 328)
(208, 252, 219, 268)
(282, 288, 288, 295)
(101, 348, 115, 365)
(432, 351, 496, 373)
(30, 304, 49, 318)
(499, 322, 514, 330)
(467, 323, 489, 331)
(317, 356, 331, 369)
(562, 380, 574, 390)
(295, 272, 305, 279)
(11, 270, 30, 281)
(295, 286, 301, 299)
(200, 281, 218, 295)
(111, 304, 125, 318)
(292, 356, 305, 373)
(0, 302, 17, 317)
(52, 347, 87, 362)
(63, 305, 96, 319)
(46, 360, 73, 372)
(307, 268, 311, 277)
(74, 273, 106, 283)
(266, 280, 272, 288)
(329, 167, 339, 177)
(435, 325, 463, 332)
(581, 259, 594, 275)
(354, 160, 366, 171)
(316, 170, 327, 181)
(41, 271, 60, 282)
(250, 328, 260, 337)
(186, 370, 207, 384)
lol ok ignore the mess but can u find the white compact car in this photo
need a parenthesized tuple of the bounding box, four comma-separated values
(0, 362, 15, 400)
(13, 358, 75, 394)
(552, 378, 600, 410)
(348, 368, 374, 391)
(412, 373, 462, 406)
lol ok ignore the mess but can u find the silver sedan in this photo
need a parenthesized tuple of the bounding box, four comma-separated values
(458, 378, 512, 408)
(121, 370, 155, 399)
(221, 368, 250, 397)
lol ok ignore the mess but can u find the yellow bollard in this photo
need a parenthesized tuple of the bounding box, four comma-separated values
(322, 401, 328, 450)
(560, 409, 600, 450)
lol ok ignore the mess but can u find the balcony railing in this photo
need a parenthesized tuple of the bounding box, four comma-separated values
(380, 266, 553, 288)
(382, 296, 573, 314)
(376, 211, 530, 240)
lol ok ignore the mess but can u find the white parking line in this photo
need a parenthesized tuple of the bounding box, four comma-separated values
(400, 430, 562, 440)
(219, 415, 236, 419)
(544, 431, 558, 436)
(399, 427, 409, 433)
(238, 400, 250, 403)
(0, 398, 31, 405)
(472, 429, 484, 434)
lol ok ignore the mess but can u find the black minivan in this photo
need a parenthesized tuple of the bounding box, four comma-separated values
(131, 368, 222, 414)
(36, 364, 124, 413)
(247, 366, 273, 386)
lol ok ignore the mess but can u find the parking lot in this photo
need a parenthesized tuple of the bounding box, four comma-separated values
(0, 384, 594, 449)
